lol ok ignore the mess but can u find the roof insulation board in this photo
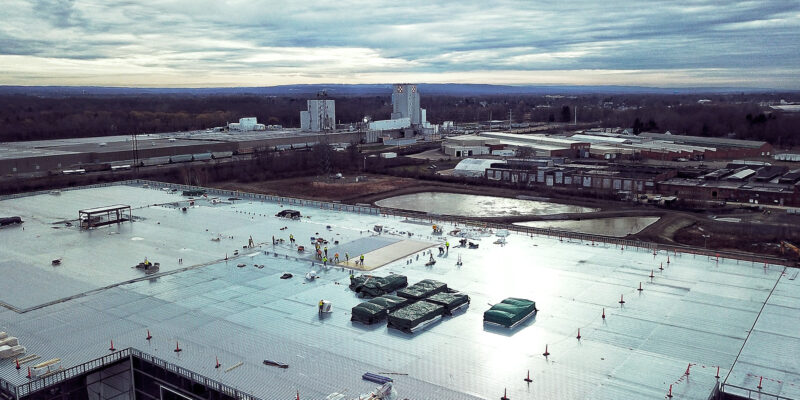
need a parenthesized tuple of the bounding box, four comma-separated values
(0, 182, 798, 400)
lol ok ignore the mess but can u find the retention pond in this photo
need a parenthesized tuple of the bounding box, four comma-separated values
(375, 192, 598, 217)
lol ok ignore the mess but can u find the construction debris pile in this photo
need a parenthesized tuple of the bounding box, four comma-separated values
(0, 331, 26, 360)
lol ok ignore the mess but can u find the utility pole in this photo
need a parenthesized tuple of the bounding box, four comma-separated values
(131, 133, 139, 175)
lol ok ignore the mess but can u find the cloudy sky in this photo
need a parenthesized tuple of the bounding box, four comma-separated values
(2, 0, 799, 88)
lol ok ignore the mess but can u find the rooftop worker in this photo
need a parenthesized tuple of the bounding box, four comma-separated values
(324, 246, 328, 257)
(445, 241, 449, 252)
(345, 253, 350, 264)
(323, 257, 327, 267)
(360, 254, 365, 265)
(319, 299, 324, 314)
(289, 234, 294, 244)
(334, 253, 340, 263)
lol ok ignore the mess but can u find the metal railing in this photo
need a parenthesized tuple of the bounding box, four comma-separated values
(132, 179, 380, 215)
(719, 383, 794, 400)
(129, 349, 263, 400)
(15, 348, 131, 398)
(0, 375, 16, 399)
(4, 348, 263, 400)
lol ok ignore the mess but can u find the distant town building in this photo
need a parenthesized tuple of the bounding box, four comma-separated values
(300, 99, 336, 132)
(369, 118, 411, 131)
(390, 84, 429, 127)
(228, 117, 266, 131)
(391, 84, 421, 125)
(366, 84, 438, 136)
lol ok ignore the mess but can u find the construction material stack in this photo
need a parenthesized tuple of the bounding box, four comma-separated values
(387, 301, 445, 333)
(483, 298, 537, 328)
(349, 274, 408, 298)
(396, 279, 447, 300)
(424, 291, 471, 315)
(351, 295, 410, 324)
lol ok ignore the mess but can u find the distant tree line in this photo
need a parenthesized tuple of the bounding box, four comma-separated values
(1, 92, 799, 147)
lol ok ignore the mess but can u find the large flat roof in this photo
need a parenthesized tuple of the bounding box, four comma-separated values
(1, 182, 798, 399)
(640, 133, 769, 149)
(0, 129, 329, 161)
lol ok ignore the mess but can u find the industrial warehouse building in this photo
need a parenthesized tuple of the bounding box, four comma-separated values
(477, 158, 800, 205)
(0, 130, 362, 175)
(485, 160, 677, 198)
(0, 181, 798, 400)
(443, 131, 774, 161)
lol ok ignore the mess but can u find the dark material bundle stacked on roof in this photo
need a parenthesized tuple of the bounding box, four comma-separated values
(396, 279, 447, 300)
(387, 301, 445, 332)
(483, 298, 537, 328)
(351, 295, 410, 324)
(349, 274, 408, 298)
(0, 217, 22, 226)
(424, 291, 470, 315)
(275, 209, 301, 218)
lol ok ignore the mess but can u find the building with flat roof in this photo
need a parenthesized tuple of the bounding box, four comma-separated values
(0, 181, 798, 400)
(639, 132, 773, 159)
(228, 117, 266, 131)
(0, 129, 363, 175)
(1, 181, 799, 399)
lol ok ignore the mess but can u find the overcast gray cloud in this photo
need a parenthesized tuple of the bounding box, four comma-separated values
(1, 0, 799, 87)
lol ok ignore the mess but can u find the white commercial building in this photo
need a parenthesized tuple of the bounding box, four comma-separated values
(452, 158, 497, 177)
(369, 117, 411, 131)
(228, 117, 266, 131)
(441, 134, 497, 158)
(300, 99, 336, 132)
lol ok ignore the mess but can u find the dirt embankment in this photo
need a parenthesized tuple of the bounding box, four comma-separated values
(211, 175, 421, 202)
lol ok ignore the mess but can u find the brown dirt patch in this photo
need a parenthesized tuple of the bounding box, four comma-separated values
(210, 175, 420, 202)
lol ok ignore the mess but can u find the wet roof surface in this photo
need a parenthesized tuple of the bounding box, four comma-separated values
(1, 182, 799, 399)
